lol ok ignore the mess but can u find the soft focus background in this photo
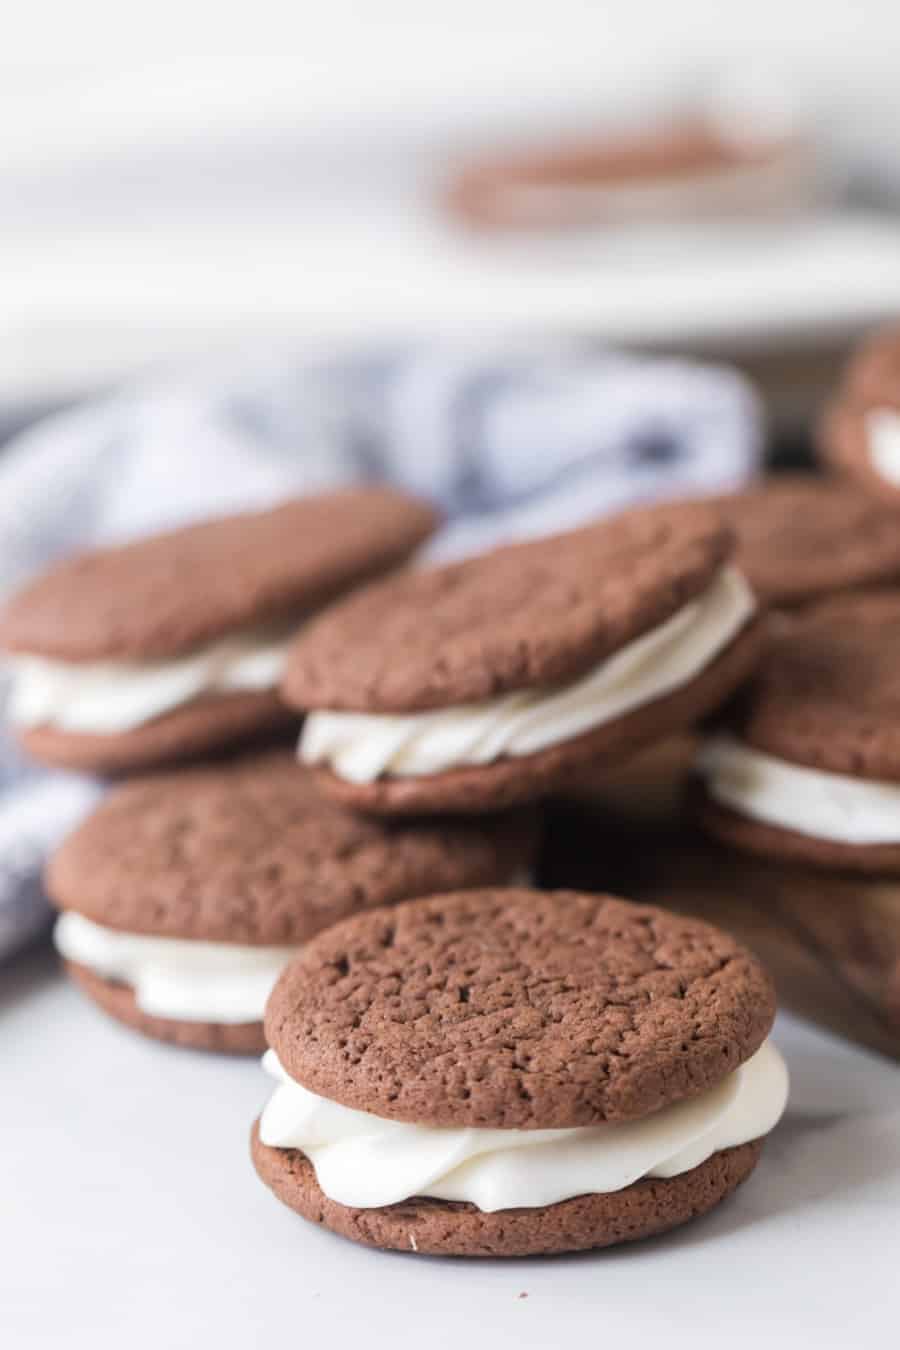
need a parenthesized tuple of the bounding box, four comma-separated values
(4, 0, 900, 435)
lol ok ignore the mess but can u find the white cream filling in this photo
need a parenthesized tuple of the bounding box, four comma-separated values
(697, 734, 900, 846)
(300, 566, 755, 784)
(5, 626, 293, 734)
(54, 912, 296, 1024)
(258, 1039, 787, 1212)
(866, 408, 900, 487)
(55, 869, 534, 1025)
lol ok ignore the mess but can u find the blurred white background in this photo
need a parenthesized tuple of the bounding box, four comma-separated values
(5, 0, 900, 403)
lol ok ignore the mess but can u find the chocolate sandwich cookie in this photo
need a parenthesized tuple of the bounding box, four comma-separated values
(704, 476, 900, 608)
(694, 592, 900, 873)
(0, 488, 438, 774)
(821, 327, 900, 502)
(252, 888, 787, 1256)
(444, 117, 816, 231)
(285, 504, 762, 814)
(46, 750, 535, 1052)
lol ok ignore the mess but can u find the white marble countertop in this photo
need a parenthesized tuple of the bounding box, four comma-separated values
(4, 943, 899, 1350)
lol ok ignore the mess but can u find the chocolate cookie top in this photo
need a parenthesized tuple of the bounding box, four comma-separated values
(282, 504, 731, 713)
(0, 487, 439, 661)
(265, 888, 775, 1129)
(45, 751, 535, 944)
(304, 618, 763, 816)
(819, 401, 885, 499)
(836, 326, 900, 409)
(819, 333, 900, 497)
(705, 476, 900, 606)
(715, 593, 900, 780)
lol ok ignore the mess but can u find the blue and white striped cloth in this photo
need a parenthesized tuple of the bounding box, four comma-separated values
(0, 340, 763, 960)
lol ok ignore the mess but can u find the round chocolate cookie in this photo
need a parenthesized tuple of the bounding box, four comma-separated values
(287, 506, 730, 711)
(705, 476, 900, 606)
(266, 888, 774, 1127)
(254, 888, 782, 1255)
(251, 1126, 763, 1257)
(820, 328, 900, 502)
(0, 487, 439, 774)
(0, 488, 439, 661)
(286, 504, 762, 814)
(47, 750, 536, 1051)
(694, 593, 900, 873)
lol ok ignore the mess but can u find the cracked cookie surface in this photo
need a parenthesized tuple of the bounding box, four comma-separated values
(704, 477, 900, 606)
(0, 487, 439, 661)
(265, 888, 775, 1128)
(282, 503, 730, 713)
(717, 592, 900, 781)
(45, 751, 537, 943)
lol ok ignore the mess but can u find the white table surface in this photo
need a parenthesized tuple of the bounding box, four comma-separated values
(4, 942, 900, 1350)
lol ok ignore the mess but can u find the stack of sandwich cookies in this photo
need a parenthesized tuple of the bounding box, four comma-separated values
(286, 504, 762, 813)
(822, 327, 900, 501)
(0, 487, 438, 773)
(694, 593, 900, 872)
(252, 889, 788, 1256)
(47, 751, 536, 1052)
(554, 479, 900, 824)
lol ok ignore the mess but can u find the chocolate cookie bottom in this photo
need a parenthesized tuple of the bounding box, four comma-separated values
(19, 689, 294, 775)
(251, 1123, 763, 1257)
(694, 786, 900, 876)
(66, 962, 267, 1054)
